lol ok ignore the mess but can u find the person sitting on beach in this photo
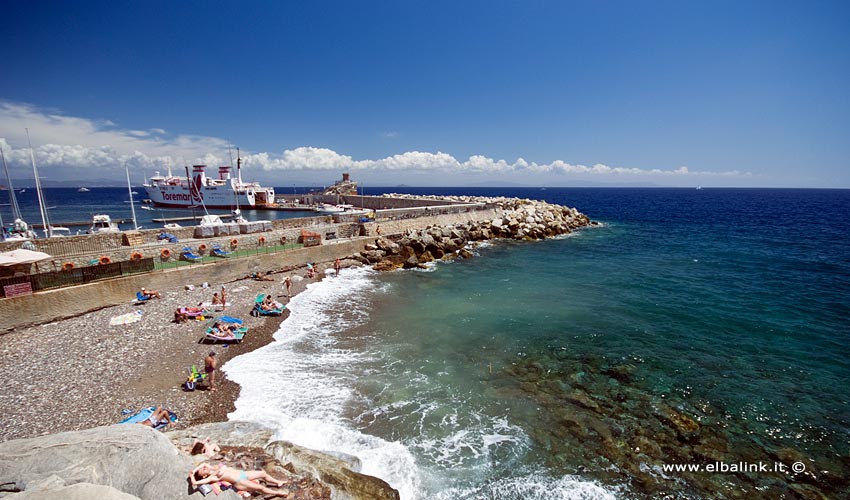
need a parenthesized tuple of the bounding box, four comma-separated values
(251, 271, 275, 281)
(139, 406, 172, 428)
(140, 287, 162, 300)
(211, 292, 225, 310)
(189, 463, 289, 498)
(189, 437, 221, 458)
(261, 295, 282, 311)
(306, 263, 315, 278)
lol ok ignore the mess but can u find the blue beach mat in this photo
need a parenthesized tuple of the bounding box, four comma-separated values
(217, 315, 243, 325)
(118, 406, 178, 431)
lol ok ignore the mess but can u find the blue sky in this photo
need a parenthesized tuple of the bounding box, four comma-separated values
(0, 0, 848, 187)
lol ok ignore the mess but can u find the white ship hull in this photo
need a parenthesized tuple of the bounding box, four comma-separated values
(144, 164, 275, 209)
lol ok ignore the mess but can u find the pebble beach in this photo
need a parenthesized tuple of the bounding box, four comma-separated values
(0, 261, 346, 442)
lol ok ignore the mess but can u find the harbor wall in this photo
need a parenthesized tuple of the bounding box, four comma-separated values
(0, 239, 371, 334)
(0, 207, 500, 333)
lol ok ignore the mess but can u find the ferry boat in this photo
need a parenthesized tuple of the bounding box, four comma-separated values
(143, 157, 275, 209)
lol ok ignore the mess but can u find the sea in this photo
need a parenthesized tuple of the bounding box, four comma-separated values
(5, 187, 850, 498)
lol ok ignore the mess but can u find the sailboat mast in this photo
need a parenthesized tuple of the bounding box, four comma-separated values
(236, 147, 243, 186)
(126, 163, 138, 230)
(26, 128, 51, 238)
(1, 146, 22, 220)
(228, 144, 241, 215)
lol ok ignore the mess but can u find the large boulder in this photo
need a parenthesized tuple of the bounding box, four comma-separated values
(266, 441, 400, 500)
(0, 424, 208, 500)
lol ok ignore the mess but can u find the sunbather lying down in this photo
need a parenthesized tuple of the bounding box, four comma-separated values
(174, 306, 206, 323)
(139, 406, 172, 428)
(189, 437, 221, 458)
(210, 322, 237, 337)
(190, 463, 290, 497)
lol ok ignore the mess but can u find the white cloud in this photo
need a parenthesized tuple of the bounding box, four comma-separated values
(0, 101, 749, 182)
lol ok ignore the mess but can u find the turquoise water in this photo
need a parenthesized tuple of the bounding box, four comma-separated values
(226, 188, 850, 499)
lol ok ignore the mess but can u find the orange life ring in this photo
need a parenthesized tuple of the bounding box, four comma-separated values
(98, 255, 111, 265)
(257, 236, 266, 246)
(160, 248, 172, 259)
(62, 262, 75, 271)
(231, 239, 239, 248)
(130, 252, 143, 261)
(198, 244, 208, 252)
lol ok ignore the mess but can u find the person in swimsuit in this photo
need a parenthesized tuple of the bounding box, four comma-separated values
(204, 351, 217, 392)
(189, 437, 221, 458)
(138, 406, 171, 428)
(189, 463, 289, 497)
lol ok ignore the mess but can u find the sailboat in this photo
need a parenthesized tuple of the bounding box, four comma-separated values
(1, 144, 36, 240)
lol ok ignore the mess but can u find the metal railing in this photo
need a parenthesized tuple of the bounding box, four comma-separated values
(0, 257, 156, 297)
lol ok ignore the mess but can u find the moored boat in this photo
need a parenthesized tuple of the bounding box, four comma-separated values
(88, 214, 120, 234)
(143, 153, 274, 209)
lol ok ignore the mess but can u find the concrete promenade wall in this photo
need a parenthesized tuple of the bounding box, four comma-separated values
(0, 239, 370, 334)
(0, 206, 501, 333)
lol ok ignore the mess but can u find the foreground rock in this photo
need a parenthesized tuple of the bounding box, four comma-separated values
(0, 422, 399, 500)
(0, 425, 196, 500)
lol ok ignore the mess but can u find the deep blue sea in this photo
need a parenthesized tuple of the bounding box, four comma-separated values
(6, 187, 850, 498)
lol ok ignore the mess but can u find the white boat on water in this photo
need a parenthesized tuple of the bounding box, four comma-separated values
(49, 226, 73, 237)
(88, 214, 120, 234)
(315, 203, 369, 215)
(78, 187, 90, 192)
(143, 153, 274, 208)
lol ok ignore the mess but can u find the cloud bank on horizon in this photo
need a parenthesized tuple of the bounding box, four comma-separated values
(0, 101, 748, 184)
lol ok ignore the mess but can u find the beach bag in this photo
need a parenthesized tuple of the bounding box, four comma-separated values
(183, 380, 196, 391)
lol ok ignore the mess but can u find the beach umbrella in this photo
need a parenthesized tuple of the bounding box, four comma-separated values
(0, 248, 53, 266)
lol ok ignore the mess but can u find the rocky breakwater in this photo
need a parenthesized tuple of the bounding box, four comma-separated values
(0, 422, 399, 500)
(363, 196, 595, 270)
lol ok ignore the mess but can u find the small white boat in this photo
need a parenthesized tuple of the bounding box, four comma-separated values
(78, 187, 90, 192)
(49, 226, 73, 237)
(88, 214, 120, 233)
(315, 203, 368, 214)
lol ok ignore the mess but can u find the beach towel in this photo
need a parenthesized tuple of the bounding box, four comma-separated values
(118, 406, 178, 430)
(109, 310, 143, 326)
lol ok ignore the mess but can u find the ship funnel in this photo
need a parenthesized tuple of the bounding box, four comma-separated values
(218, 166, 232, 180)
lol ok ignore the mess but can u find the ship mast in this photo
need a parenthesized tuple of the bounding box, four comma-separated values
(229, 144, 241, 217)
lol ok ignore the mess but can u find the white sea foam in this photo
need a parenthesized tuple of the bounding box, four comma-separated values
(431, 473, 618, 500)
(225, 267, 421, 497)
(224, 266, 617, 500)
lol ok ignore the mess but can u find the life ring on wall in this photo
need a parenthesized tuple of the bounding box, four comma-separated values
(160, 248, 172, 259)
(198, 244, 208, 253)
(230, 239, 239, 248)
(98, 256, 111, 265)
(62, 262, 75, 271)
(130, 252, 143, 261)
(257, 236, 266, 246)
